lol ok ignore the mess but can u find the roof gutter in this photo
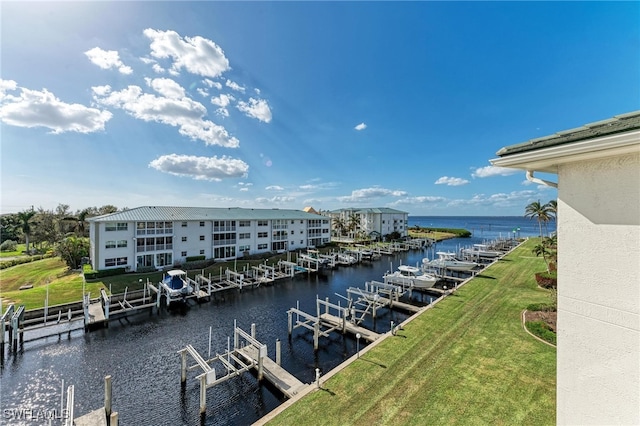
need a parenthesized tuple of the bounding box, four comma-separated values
(526, 170, 557, 188)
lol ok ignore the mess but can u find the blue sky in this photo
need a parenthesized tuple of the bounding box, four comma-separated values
(1, 1, 638, 216)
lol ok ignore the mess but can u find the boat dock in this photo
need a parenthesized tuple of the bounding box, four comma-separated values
(179, 322, 307, 415)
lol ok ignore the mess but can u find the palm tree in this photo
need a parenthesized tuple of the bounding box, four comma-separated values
(347, 214, 360, 239)
(332, 217, 346, 237)
(532, 242, 552, 273)
(525, 200, 553, 237)
(62, 208, 92, 237)
(545, 199, 557, 236)
(16, 208, 37, 254)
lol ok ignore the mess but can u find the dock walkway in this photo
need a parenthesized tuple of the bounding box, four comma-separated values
(237, 345, 306, 398)
(319, 313, 380, 342)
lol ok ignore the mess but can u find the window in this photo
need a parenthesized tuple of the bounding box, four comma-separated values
(300, 230, 303, 234)
(200, 235, 205, 241)
(181, 222, 187, 227)
(258, 243, 268, 250)
(239, 245, 250, 252)
(181, 251, 187, 257)
(300, 240, 303, 244)
(106, 222, 128, 231)
(290, 230, 294, 235)
(200, 221, 205, 227)
(182, 236, 187, 242)
(105, 257, 127, 267)
(239, 233, 250, 239)
(239, 220, 251, 227)
(257, 220, 268, 227)
(156, 253, 172, 267)
(199, 249, 205, 255)
(214, 246, 236, 258)
(258, 231, 268, 238)
(106, 241, 116, 249)
(117, 240, 127, 248)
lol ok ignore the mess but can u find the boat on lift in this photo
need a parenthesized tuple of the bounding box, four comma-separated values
(461, 244, 503, 259)
(423, 252, 478, 272)
(160, 269, 194, 303)
(383, 264, 438, 289)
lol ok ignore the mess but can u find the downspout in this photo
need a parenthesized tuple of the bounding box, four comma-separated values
(526, 170, 558, 188)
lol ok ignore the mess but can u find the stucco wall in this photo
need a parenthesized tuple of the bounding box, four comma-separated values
(557, 152, 640, 424)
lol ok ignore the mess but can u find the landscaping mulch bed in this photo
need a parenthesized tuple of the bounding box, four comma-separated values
(525, 310, 557, 332)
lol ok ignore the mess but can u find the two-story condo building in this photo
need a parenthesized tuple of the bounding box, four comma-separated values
(87, 206, 331, 272)
(327, 208, 409, 240)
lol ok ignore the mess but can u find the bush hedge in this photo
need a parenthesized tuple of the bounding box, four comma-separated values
(526, 320, 557, 345)
(0, 253, 53, 270)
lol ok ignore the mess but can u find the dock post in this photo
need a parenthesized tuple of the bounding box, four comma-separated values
(313, 322, 319, 351)
(257, 352, 264, 381)
(104, 375, 112, 421)
(251, 323, 256, 339)
(275, 339, 281, 366)
(287, 311, 292, 337)
(180, 350, 187, 385)
(199, 375, 206, 415)
(325, 297, 329, 315)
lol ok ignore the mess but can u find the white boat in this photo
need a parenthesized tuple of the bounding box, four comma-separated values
(423, 252, 478, 272)
(461, 244, 503, 259)
(160, 269, 194, 302)
(384, 265, 438, 289)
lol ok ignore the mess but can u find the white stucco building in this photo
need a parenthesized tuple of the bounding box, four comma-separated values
(326, 207, 409, 241)
(87, 206, 330, 272)
(491, 111, 640, 425)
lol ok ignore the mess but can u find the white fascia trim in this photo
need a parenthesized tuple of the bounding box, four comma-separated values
(490, 129, 640, 172)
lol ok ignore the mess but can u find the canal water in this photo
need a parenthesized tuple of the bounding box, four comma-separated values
(0, 216, 548, 425)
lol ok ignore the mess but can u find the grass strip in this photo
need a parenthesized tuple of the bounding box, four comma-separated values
(267, 239, 556, 425)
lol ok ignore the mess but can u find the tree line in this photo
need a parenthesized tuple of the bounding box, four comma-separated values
(0, 204, 123, 268)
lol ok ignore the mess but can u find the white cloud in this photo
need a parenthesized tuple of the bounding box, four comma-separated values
(148, 154, 248, 181)
(354, 122, 367, 131)
(472, 165, 519, 178)
(255, 196, 296, 204)
(266, 185, 284, 191)
(237, 97, 272, 123)
(338, 187, 407, 202)
(0, 81, 112, 133)
(203, 79, 222, 90)
(435, 176, 470, 186)
(143, 29, 230, 78)
(196, 88, 209, 97)
(84, 47, 133, 74)
(145, 77, 185, 99)
(391, 196, 447, 206)
(225, 79, 245, 93)
(92, 81, 239, 148)
(211, 93, 234, 117)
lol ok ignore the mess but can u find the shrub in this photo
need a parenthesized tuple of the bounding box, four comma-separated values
(186, 255, 206, 262)
(0, 253, 51, 269)
(527, 303, 556, 312)
(526, 321, 557, 345)
(0, 240, 17, 252)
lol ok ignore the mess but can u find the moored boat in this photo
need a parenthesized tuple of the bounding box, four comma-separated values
(160, 269, 194, 303)
(461, 244, 503, 259)
(383, 264, 438, 289)
(423, 252, 478, 272)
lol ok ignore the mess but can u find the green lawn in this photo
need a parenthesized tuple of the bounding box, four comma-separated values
(0, 257, 106, 311)
(0, 243, 27, 257)
(267, 239, 556, 425)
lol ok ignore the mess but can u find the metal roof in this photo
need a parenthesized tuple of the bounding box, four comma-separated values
(496, 111, 640, 157)
(87, 206, 325, 222)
